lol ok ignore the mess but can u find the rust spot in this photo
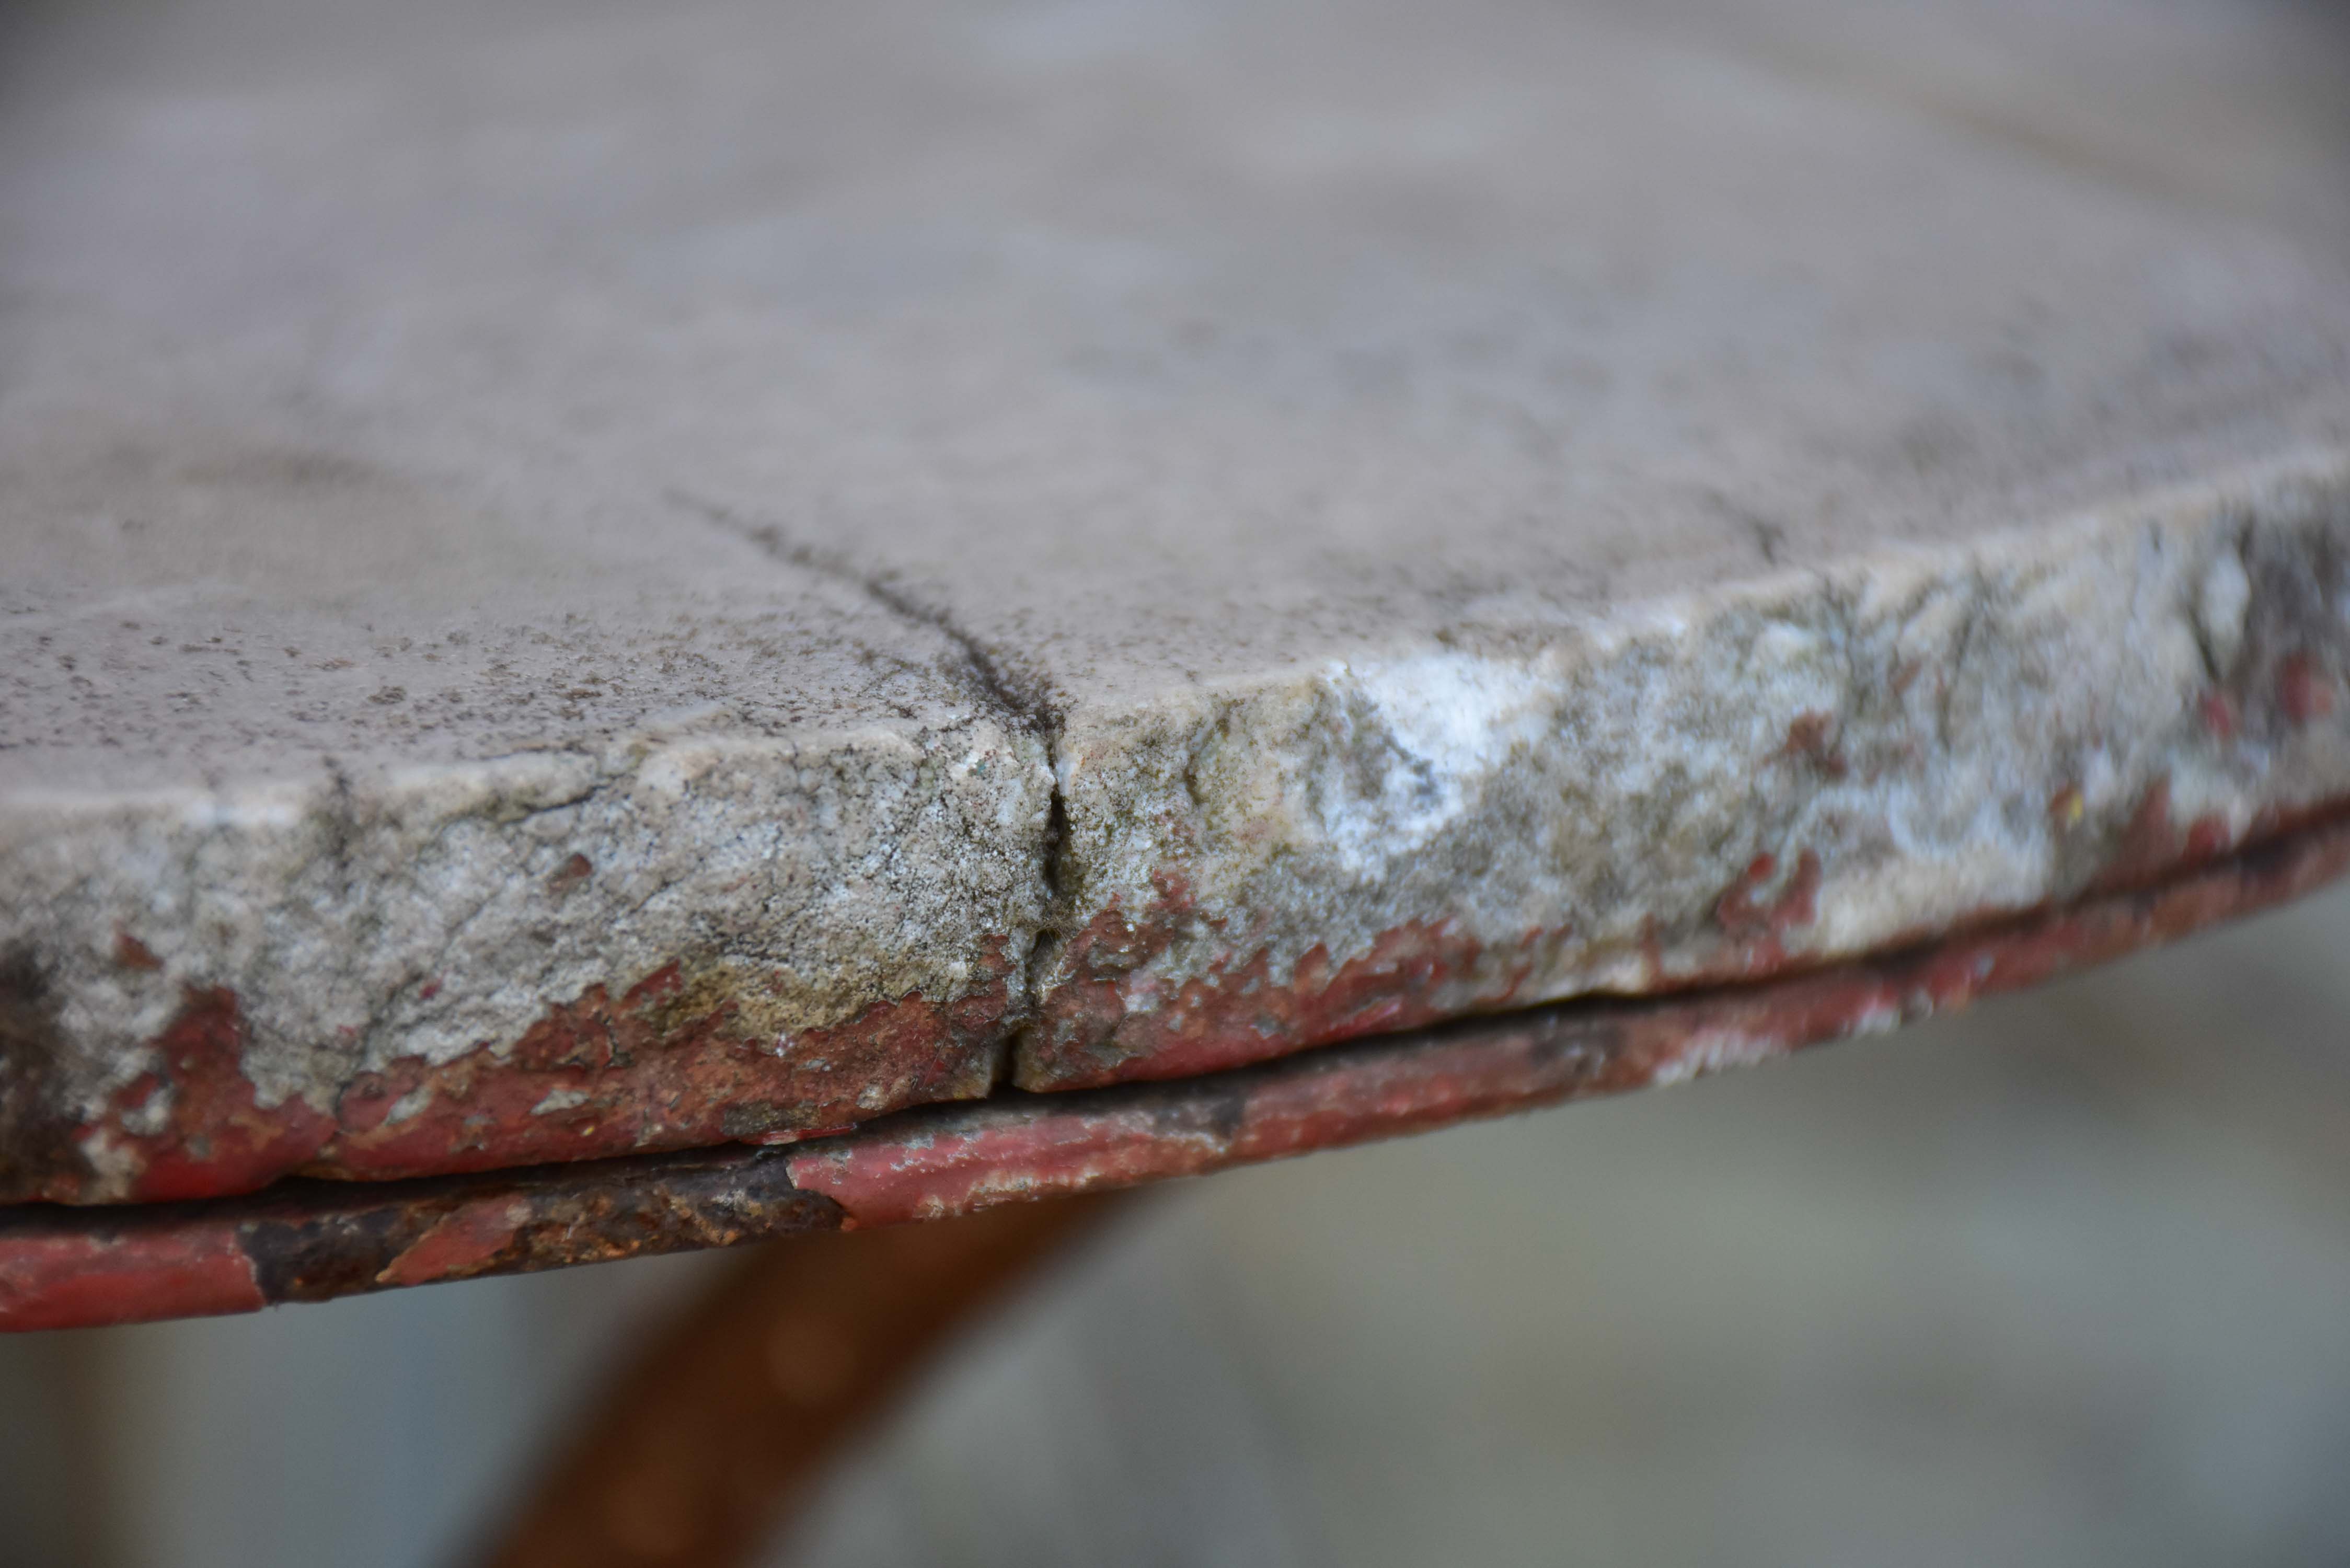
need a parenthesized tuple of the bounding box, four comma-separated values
(2099, 780, 2178, 890)
(2184, 815, 2232, 862)
(2199, 692, 2239, 741)
(1715, 849, 1821, 939)
(2094, 778, 2231, 894)
(112, 931, 165, 972)
(1779, 711, 1848, 778)
(2279, 653, 2336, 726)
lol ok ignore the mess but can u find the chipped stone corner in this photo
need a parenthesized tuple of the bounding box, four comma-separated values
(1018, 449, 2350, 1091)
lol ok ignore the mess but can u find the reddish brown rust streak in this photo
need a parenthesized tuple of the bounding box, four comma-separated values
(9, 804, 2349, 1332)
(33, 944, 1018, 1208)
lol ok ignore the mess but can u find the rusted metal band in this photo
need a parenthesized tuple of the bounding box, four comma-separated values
(7, 805, 2350, 1332)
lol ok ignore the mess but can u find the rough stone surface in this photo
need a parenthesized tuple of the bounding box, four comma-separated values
(4, 0, 2349, 1198)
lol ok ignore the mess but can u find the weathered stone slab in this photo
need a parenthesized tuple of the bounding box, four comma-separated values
(4, 0, 2347, 1200)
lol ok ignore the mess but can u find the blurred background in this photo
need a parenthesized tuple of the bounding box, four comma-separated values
(5, 881, 2349, 1567)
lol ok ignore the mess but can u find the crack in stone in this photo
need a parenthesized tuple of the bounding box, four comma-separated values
(666, 489, 1074, 1064)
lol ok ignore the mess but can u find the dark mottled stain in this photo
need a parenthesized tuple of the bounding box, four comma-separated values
(239, 1196, 420, 1302)
(0, 946, 98, 1204)
(2236, 516, 2350, 747)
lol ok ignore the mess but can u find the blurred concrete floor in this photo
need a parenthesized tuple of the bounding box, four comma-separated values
(6, 883, 2350, 1567)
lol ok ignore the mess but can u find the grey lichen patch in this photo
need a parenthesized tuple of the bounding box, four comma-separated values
(1025, 453, 2350, 1078)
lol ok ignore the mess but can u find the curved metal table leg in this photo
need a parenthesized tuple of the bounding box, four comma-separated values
(474, 1193, 1122, 1568)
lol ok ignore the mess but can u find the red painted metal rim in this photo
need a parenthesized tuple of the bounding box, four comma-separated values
(6, 806, 2350, 1332)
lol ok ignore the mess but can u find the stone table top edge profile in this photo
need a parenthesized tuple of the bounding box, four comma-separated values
(7, 445, 2350, 1210)
(5, 0, 2349, 1215)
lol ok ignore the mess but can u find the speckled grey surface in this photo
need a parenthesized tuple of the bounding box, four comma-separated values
(5, 0, 2348, 1195)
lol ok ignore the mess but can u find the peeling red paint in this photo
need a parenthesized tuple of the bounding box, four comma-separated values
(318, 954, 1009, 1183)
(86, 988, 337, 1205)
(1027, 874, 1550, 1091)
(7, 804, 2350, 1331)
(30, 949, 1017, 1208)
(111, 931, 164, 973)
(0, 1225, 263, 1332)
(374, 1198, 532, 1288)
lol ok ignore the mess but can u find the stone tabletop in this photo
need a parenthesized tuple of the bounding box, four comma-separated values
(5, 0, 2349, 1208)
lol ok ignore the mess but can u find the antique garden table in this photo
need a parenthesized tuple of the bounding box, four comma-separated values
(4, 0, 2348, 1399)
